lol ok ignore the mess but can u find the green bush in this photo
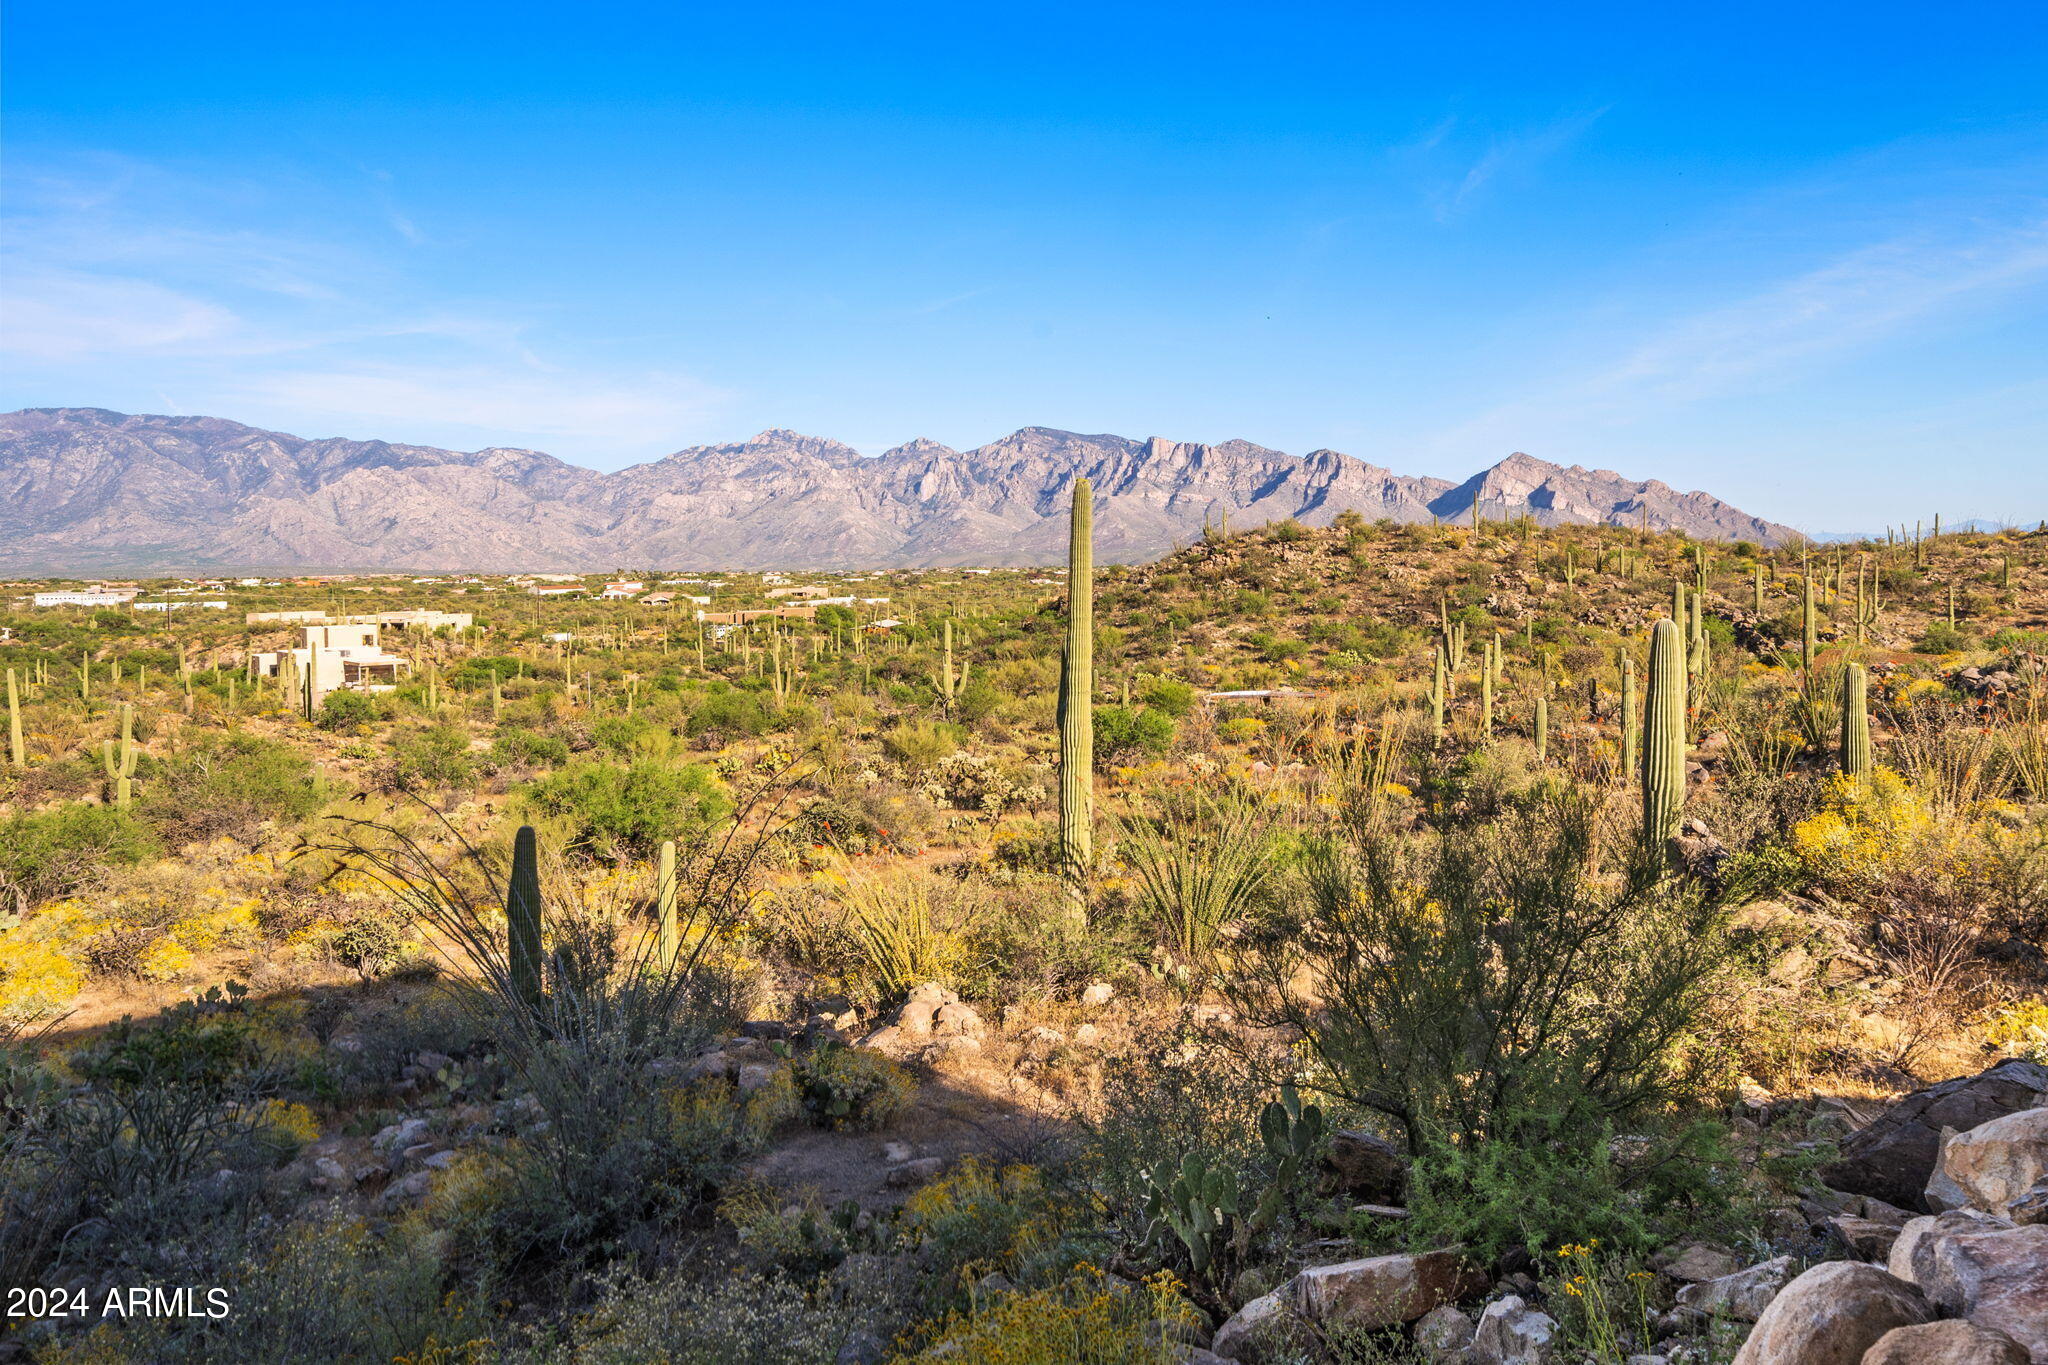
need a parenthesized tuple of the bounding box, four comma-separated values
(790, 1041, 913, 1130)
(1092, 706, 1174, 763)
(390, 725, 477, 788)
(688, 687, 774, 739)
(139, 732, 323, 844)
(882, 719, 960, 771)
(0, 804, 160, 905)
(524, 757, 729, 858)
(315, 690, 381, 733)
(592, 713, 653, 754)
(1140, 678, 1197, 718)
(493, 726, 571, 769)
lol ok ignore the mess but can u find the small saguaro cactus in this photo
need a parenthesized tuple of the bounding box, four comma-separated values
(1430, 650, 1447, 741)
(100, 703, 138, 807)
(1533, 691, 1549, 762)
(1840, 661, 1873, 778)
(1056, 477, 1095, 926)
(933, 618, 970, 710)
(1480, 654, 1495, 740)
(1641, 619, 1687, 856)
(656, 838, 679, 970)
(1801, 577, 1817, 673)
(507, 824, 545, 1016)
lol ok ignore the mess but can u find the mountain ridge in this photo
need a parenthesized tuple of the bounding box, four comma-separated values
(0, 407, 1803, 573)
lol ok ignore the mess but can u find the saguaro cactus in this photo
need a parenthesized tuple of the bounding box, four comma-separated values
(1641, 620, 1687, 855)
(1801, 577, 1817, 672)
(933, 618, 969, 710)
(1056, 478, 1094, 924)
(1620, 655, 1638, 780)
(100, 703, 137, 807)
(656, 838, 679, 970)
(1841, 662, 1872, 778)
(1430, 651, 1446, 741)
(6, 667, 23, 769)
(1533, 691, 1549, 762)
(508, 825, 545, 1016)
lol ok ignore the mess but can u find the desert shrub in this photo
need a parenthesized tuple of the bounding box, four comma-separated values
(1227, 789, 1738, 1206)
(688, 687, 774, 739)
(0, 804, 160, 907)
(1092, 706, 1174, 765)
(492, 726, 571, 769)
(138, 732, 323, 844)
(899, 1269, 1196, 1365)
(35, 1210, 474, 1365)
(1917, 620, 1972, 652)
(882, 718, 960, 771)
(789, 1041, 913, 1130)
(523, 757, 729, 859)
(842, 876, 967, 1003)
(591, 713, 653, 754)
(1140, 677, 1197, 717)
(390, 725, 478, 788)
(523, 1261, 879, 1365)
(315, 689, 383, 733)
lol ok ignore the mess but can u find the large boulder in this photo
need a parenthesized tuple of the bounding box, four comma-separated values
(1282, 1249, 1488, 1330)
(1927, 1108, 2048, 1220)
(1905, 1223, 2048, 1362)
(1860, 1320, 2029, 1365)
(1209, 1292, 1298, 1364)
(1889, 1209, 2016, 1291)
(1732, 1263, 1929, 1365)
(1819, 1061, 2048, 1212)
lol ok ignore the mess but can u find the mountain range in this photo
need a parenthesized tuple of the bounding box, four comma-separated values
(0, 408, 1801, 573)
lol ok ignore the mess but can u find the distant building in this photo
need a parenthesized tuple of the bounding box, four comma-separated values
(132, 600, 228, 612)
(766, 585, 830, 599)
(694, 605, 818, 625)
(254, 623, 410, 707)
(528, 586, 582, 597)
(33, 590, 136, 608)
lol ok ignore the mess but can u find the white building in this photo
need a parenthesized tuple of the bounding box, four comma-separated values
(254, 623, 411, 707)
(133, 600, 228, 612)
(33, 590, 135, 608)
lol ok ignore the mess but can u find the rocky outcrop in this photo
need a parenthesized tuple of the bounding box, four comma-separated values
(1897, 1223, 2048, 1361)
(1730, 1262, 1930, 1365)
(1819, 1062, 2048, 1212)
(0, 408, 1803, 572)
(1209, 1250, 1486, 1361)
(1928, 1108, 2048, 1220)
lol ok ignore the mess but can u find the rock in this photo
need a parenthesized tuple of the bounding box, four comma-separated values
(373, 1117, 430, 1155)
(1415, 1303, 1477, 1361)
(1323, 1129, 1407, 1201)
(1676, 1256, 1795, 1322)
(835, 1329, 887, 1365)
(1080, 982, 1116, 1008)
(896, 999, 940, 1036)
(1928, 1108, 2048, 1219)
(1074, 1023, 1102, 1047)
(1282, 1249, 1487, 1330)
(2009, 1178, 2048, 1226)
(350, 1162, 389, 1185)
(414, 1050, 453, 1073)
(1471, 1295, 1558, 1365)
(880, 1140, 913, 1163)
(687, 1051, 733, 1082)
(421, 1151, 457, 1171)
(309, 1156, 351, 1190)
(377, 1170, 435, 1210)
(1818, 1061, 2048, 1212)
(1182, 1351, 1234, 1365)
(933, 1001, 984, 1036)
(922, 1036, 981, 1061)
(1859, 1320, 2029, 1365)
(1906, 1223, 2048, 1361)
(884, 1157, 947, 1189)
(906, 982, 950, 1006)
(1022, 1025, 1066, 1050)
(735, 1063, 778, 1093)
(1665, 1245, 1742, 1284)
(1731, 1263, 1927, 1365)
(1828, 1216, 1903, 1261)
(1210, 1291, 1286, 1362)
(740, 1020, 790, 1041)
(401, 1141, 440, 1164)
(1857, 1195, 1915, 1228)
(1889, 1209, 2015, 1290)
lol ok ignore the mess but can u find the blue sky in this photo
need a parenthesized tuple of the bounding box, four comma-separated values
(4, 1, 2045, 532)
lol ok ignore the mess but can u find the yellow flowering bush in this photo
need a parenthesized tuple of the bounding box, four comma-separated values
(1791, 769, 1941, 894)
(260, 1098, 321, 1150)
(899, 1269, 1197, 1365)
(0, 930, 87, 1023)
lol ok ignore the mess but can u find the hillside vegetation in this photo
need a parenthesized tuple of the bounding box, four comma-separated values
(2, 513, 2047, 1364)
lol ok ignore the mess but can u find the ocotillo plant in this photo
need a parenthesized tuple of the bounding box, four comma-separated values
(6, 667, 23, 769)
(100, 703, 138, 808)
(508, 824, 545, 1016)
(1641, 619, 1687, 856)
(1840, 662, 1872, 778)
(656, 838, 679, 970)
(1056, 478, 1094, 924)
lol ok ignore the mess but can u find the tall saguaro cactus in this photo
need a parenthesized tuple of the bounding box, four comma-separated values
(1620, 655, 1638, 779)
(1840, 662, 1873, 778)
(101, 703, 137, 807)
(656, 838, 679, 970)
(1056, 478, 1094, 925)
(1641, 620, 1687, 856)
(508, 824, 545, 1016)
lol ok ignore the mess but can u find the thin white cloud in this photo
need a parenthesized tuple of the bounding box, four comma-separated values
(0, 268, 240, 356)
(1430, 107, 1609, 223)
